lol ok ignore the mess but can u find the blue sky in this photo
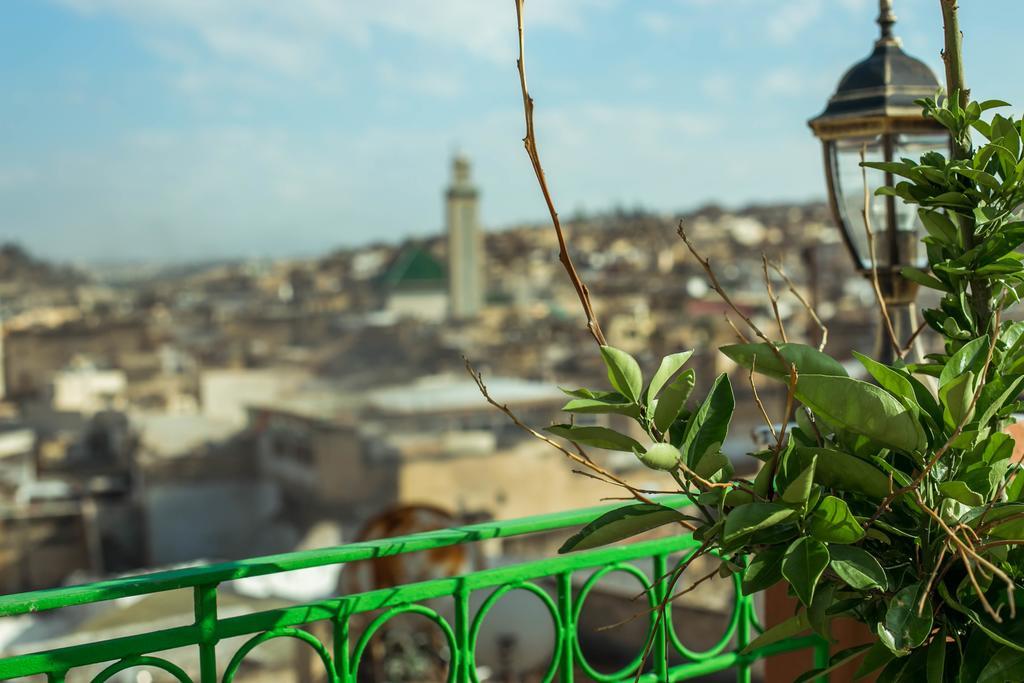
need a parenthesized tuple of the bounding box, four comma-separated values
(2, 0, 1022, 264)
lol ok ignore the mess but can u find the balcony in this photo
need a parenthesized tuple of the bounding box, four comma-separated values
(0, 498, 824, 682)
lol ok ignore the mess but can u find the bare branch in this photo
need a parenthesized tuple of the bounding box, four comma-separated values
(763, 255, 788, 343)
(679, 223, 776, 350)
(514, 0, 606, 347)
(919, 544, 948, 616)
(860, 147, 901, 357)
(902, 319, 928, 355)
(767, 259, 829, 352)
(725, 313, 750, 343)
(749, 357, 777, 441)
(916, 492, 1016, 621)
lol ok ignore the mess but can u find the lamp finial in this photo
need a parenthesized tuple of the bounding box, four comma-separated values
(877, 0, 899, 45)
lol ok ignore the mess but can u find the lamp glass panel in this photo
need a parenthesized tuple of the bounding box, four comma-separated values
(830, 135, 887, 270)
(893, 133, 950, 267)
(830, 133, 946, 270)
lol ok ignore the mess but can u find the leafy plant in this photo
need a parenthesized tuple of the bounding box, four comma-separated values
(539, 95, 1024, 681)
(484, 1, 1024, 680)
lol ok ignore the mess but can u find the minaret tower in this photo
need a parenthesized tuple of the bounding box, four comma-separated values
(445, 154, 484, 319)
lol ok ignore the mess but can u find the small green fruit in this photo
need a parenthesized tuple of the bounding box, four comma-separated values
(638, 443, 681, 470)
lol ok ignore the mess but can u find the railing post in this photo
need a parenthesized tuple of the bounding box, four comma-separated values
(556, 571, 574, 682)
(334, 608, 352, 683)
(652, 555, 669, 683)
(735, 594, 753, 683)
(813, 636, 831, 683)
(454, 585, 472, 683)
(194, 583, 219, 683)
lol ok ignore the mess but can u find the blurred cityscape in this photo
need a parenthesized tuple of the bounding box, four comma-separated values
(0, 151, 894, 680)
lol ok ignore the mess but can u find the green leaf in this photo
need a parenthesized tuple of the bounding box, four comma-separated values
(720, 342, 847, 382)
(878, 648, 928, 682)
(978, 646, 1024, 683)
(792, 446, 892, 499)
(939, 480, 985, 506)
(794, 644, 873, 683)
(927, 627, 947, 683)
(958, 629, 1000, 683)
(599, 345, 643, 403)
(796, 375, 925, 453)
(652, 368, 695, 433)
(679, 373, 734, 469)
(901, 267, 948, 291)
(781, 537, 829, 606)
(939, 370, 977, 428)
(693, 449, 731, 481)
(809, 496, 865, 544)
(975, 375, 1024, 428)
(853, 351, 920, 417)
(1008, 467, 1024, 502)
(562, 393, 641, 417)
(854, 642, 895, 680)
(637, 443, 681, 471)
(940, 335, 989, 388)
(646, 351, 694, 402)
(980, 99, 1012, 111)
(782, 453, 817, 504)
(808, 581, 837, 639)
(919, 209, 959, 245)
(968, 503, 1024, 541)
(544, 424, 642, 452)
(740, 611, 810, 655)
(561, 389, 638, 417)
(966, 598, 1024, 655)
(723, 502, 795, 544)
(878, 583, 933, 655)
(741, 546, 785, 595)
(558, 503, 694, 553)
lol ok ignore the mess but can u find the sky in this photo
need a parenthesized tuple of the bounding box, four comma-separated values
(2, 0, 1023, 264)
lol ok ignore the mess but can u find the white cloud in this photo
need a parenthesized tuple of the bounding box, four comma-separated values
(54, 0, 614, 74)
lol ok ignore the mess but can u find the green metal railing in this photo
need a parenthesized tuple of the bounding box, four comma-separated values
(0, 497, 826, 682)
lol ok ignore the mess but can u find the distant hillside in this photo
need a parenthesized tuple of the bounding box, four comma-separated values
(0, 243, 88, 288)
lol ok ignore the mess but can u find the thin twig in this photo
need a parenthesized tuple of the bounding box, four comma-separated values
(763, 255, 788, 343)
(598, 565, 722, 632)
(725, 313, 750, 343)
(631, 542, 712, 682)
(666, 566, 721, 602)
(767, 259, 828, 352)
(902, 319, 928, 354)
(916, 492, 1016, 621)
(514, 0, 606, 347)
(860, 146, 901, 357)
(749, 357, 777, 440)
(958, 546, 1000, 622)
(765, 364, 799, 491)
(679, 223, 778, 354)
(571, 469, 679, 494)
(919, 545, 948, 616)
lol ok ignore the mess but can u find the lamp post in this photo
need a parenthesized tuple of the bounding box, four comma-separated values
(809, 0, 951, 361)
